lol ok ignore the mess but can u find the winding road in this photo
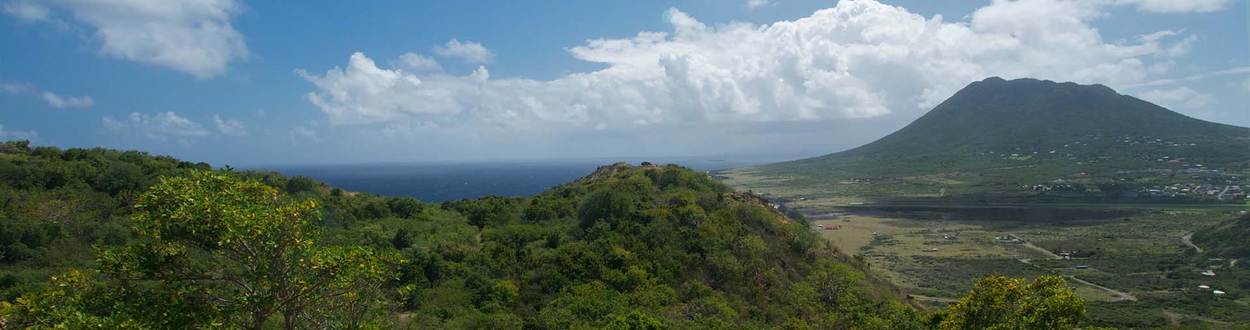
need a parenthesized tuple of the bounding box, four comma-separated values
(1181, 232, 1203, 253)
(1065, 274, 1138, 302)
(909, 295, 960, 304)
(1021, 241, 1061, 259)
(1016, 243, 1138, 302)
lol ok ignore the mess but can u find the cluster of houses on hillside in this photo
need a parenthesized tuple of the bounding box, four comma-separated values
(1142, 184, 1246, 201)
(1026, 180, 1084, 192)
(1021, 173, 1248, 201)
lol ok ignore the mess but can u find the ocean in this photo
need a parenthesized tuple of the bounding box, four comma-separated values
(264, 157, 778, 202)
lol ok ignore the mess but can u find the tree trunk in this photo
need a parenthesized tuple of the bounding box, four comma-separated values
(284, 311, 297, 330)
(250, 310, 269, 330)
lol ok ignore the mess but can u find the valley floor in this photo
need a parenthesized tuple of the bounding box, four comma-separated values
(725, 172, 1250, 328)
(809, 209, 1248, 327)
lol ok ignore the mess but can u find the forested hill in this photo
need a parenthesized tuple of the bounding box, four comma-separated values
(755, 77, 1250, 178)
(1193, 212, 1250, 259)
(0, 141, 1087, 329)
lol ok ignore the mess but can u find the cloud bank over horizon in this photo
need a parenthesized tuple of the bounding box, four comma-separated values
(2, 0, 1245, 164)
(297, 0, 1221, 151)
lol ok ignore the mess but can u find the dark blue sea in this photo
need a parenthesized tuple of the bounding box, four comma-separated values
(263, 157, 779, 202)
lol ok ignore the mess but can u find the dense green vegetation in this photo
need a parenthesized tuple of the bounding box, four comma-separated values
(0, 141, 1092, 328)
(1193, 212, 1250, 259)
(4, 171, 398, 328)
(939, 275, 1086, 330)
(0, 140, 213, 301)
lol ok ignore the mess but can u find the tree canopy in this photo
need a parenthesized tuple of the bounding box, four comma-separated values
(0, 143, 1092, 329)
(4, 170, 398, 329)
(939, 275, 1086, 330)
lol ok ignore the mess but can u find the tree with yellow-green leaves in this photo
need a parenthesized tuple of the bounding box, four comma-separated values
(1, 170, 399, 329)
(939, 275, 1086, 330)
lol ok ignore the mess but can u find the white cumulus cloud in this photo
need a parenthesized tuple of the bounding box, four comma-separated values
(103, 111, 211, 141)
(1113, 0, 1230, 13)
(1, 81, 93, 109)
(395, 53, 443, 73)
(6, 0, 248, 79)
(40, 91, 94, 108)
(298, 0, 1215, 146)
(1136, 86, 1214, 111)
(432, 39, 494, 64)
(212, 114, 247, 136)
(2, 0, 48, 22)
(747, 0, 770, 9)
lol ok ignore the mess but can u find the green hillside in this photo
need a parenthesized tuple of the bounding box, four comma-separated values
(0, 141, 1096, 328)
(727, 77, 1250, 204)
(1193, 212, 1250, 259)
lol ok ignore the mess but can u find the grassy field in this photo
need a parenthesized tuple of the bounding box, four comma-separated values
(806, 208, 1249, 328)
(726, 154, 1250, 327)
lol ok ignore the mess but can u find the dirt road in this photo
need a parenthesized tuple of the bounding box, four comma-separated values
(1021, 241, 1061, 259)
(1181, 232, 1203, 253)
(1065, 275, 1137, 302)
(909, 295, 960, 304)
(1016, 244, 1137, 302)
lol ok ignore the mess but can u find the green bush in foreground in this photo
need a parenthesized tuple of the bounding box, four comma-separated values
(939, 275, 1086, 330)
(2, 171, 399, 329)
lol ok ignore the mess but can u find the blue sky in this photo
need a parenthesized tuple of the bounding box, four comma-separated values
(1, 0, 1246, 167)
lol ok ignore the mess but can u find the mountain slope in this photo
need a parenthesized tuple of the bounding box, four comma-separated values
(778, 77, 1247, 176)
(728, 77, 1250, 202)
(1192, 212, 1250, 259)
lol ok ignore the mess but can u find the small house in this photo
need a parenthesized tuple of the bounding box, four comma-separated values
(1201, 270, 1216, 277)
(1074, 265, 1089, 269)
(1213, 290, 1226, 296)
(1198, 285, 1210, 289)
(994, 235, 1023, 244)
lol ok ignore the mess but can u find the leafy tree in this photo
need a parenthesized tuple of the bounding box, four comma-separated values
(521, 195, 575, 222)
(443, 196, 523, 228)
(0, 268, 219, 329)
(940, 274, 1086, 330)
(122, 170, 398, 329)
(0, 140, 30, 153)
(605, 310, 665, 330)
(392, 228, 414, 250)
(93, 161, 145, 194)
(387, 197, 423, 218)
(576, 187, 641, 229)
(4, 171, 399, 329)
(283, 175, 321, 194)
